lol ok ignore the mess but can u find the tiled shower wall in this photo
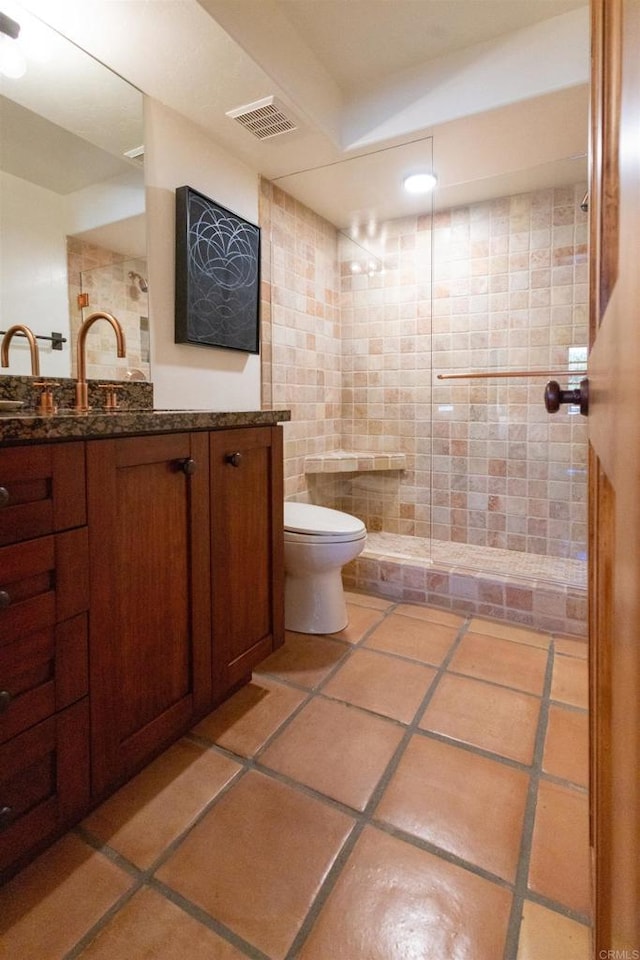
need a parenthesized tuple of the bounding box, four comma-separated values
(260, 180, 342, 500)
(67, 237, 150, 381)
(261, 180, 589, 562)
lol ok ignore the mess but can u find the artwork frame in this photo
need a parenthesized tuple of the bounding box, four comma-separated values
(175, 185, 261, 354)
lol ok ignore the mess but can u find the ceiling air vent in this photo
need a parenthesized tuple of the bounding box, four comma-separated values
(226, 96, 298, 141)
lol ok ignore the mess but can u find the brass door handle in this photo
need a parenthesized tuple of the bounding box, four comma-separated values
(545, 378, 589, 416)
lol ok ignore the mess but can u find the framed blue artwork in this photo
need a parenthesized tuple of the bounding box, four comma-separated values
(175, 185, 261, 353)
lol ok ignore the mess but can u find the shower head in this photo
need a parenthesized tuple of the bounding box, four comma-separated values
(128, 271, 148, 293)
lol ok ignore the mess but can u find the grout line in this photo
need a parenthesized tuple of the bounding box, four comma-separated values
(412, 726, 537, 774)
(148, 879, 271, 960)
(501, 635, 557, 960)
(359, 617, 469, 819)
(520, 888, 592, 928)
(371, 819, 515, 892)
(283, 820, 367, 960)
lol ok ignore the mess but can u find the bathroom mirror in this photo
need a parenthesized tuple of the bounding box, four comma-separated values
(0, 2, 147, 380)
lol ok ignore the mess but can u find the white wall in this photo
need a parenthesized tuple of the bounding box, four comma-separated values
(144, 98, 262, 411)
(0, 170, 71, 377)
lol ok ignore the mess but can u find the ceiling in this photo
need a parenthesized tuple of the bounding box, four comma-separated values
(12, 0, 590, 229)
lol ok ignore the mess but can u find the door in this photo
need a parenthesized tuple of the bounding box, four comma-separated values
(588, 0, 640, 949)
(87, 433, 211, 796)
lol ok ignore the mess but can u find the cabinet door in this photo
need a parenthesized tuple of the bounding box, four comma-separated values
(210, 426, 283, 700)
(87, 433, 211, 797)
(0, 698, 90, 881)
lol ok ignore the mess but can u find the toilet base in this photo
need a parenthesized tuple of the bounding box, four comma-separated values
(284, 568, 348, 634)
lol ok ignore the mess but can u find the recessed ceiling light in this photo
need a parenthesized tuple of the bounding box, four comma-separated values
(403, 172, 437, 194)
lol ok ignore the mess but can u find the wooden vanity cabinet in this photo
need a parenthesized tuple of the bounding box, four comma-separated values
(87, 433, 212, 798)
(0, 421, 284, 874)
(210, 426, 284, 701)
(0, 443, 90, 879)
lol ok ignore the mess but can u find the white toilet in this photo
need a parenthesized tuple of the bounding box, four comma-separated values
(283, 502, 367, 634)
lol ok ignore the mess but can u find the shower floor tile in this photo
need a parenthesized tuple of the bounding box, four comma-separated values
(3, 594, 591, 960)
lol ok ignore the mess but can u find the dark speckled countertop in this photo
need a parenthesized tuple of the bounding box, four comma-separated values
(0, 375, 290, 446)
(0, 408, 291, 447)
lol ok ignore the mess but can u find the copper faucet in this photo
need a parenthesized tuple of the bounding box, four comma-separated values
(75, 311, 126, 411)
(1, 324, 41, 376)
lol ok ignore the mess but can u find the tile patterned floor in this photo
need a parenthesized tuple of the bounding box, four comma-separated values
(0, 592, 592, 960)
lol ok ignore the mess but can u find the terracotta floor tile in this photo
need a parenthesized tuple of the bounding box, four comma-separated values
(344, 590, 394, 610)
(344, 591, 394, 610)
(517, 900, 591, 960)
(364, 613, 458, 666)
(376, 735, 529, 881)
(322, 648, 437, 723)
(0, 834, 133, 960)
(395, 603, 466, 629)
(255, 631, 348, 689)
(79, 887, 247, 959)
(82, 739, 240, 869)
(528, 779, 591, 917)
(449, 631, 548, 695)
(156, 770, 354, 959)
(543, 704, 589, 787)
(554, 636, 589, 659)
(468, 617, 551, 649)
(193, 677, 306, 757)
(419, 673, 540, 764)
(297, 825, 512, 960)
(551, 654, 589, 708)
(260, 697, 404, 810)
(329, 602, 387, 644)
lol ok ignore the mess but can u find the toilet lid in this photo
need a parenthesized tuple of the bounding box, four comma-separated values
(284, 502, 366, 537)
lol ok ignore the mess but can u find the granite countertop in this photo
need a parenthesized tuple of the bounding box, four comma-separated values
(0, 408, 291, 446)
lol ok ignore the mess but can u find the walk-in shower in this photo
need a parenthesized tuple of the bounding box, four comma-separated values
(261, 138, 589, 636)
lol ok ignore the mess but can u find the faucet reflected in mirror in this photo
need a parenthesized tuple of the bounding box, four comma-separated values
(1, 324, 40, 377)
(75, 312, 126, 411)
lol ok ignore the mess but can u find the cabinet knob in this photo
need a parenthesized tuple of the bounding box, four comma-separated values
(0, 486, 8, 507)
(0, 806, 13, 830)
(0, 690, 12, 713)
(180, 458, 197, 476)
(0, 590, 10, 609)
(225, 452, 242, 467)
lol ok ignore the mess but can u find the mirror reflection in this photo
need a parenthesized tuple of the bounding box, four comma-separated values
(0, 1, 148, 380)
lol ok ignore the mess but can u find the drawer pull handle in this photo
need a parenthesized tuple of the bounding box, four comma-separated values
(0, 590, 10, 609)
(0, 690, 12, 713)
(0, 806, 13, 830)
(225, 452, 242, 467)
(180, 458, 196, 476)
(0, 486, 8, 507)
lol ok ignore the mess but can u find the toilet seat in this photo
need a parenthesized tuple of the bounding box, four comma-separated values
(284, 502, 366, 544)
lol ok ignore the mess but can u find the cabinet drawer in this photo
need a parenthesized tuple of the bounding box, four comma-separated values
(0, 529, 89, 644)
(0, 614, 88, 745)
(0, 443, 86, 547)
(0, 698, 90, 879)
